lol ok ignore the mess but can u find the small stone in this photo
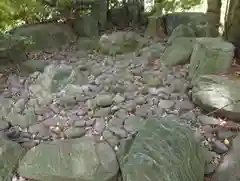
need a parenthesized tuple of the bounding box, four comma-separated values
(158, 99, 175, 109)
(108, 126, 128, 138)
(198, 115, 219, 125)
(212, 140, 229, 154)
(64, 127, 86, 139)
(174, 100, 194, 111)
(113, 94, 125, 103)
(95, 94, 113, 107)
(93, 118, 106, 133)
(169, 78, 186, 93)
(94, 107, 111, 117)
(134, 96, 147, 105)
(86, 99, 97, 110)
(217, 130, 236, 140)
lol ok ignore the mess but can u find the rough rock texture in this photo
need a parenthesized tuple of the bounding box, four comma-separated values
(212, 134, 240, 181)
(136, 43, 165, 60)
(189, 38, 234, 82)
(8, 23, 76, 52)
(0, 137, 25, 181)
(0, 33, 27, 65)
(167, 24, 212, 44)
(121, 116, 205, 181)
(192, 74, 240, 121)
(0, 28, 238, 181)
(163, 12, 207, 35)
(18, 137, 119, 181)
(72, 15, 99, 37)
(162, 37, 195, 66)
(98, 31, 143, 55)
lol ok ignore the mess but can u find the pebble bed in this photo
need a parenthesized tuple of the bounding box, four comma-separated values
(0, 43, 232, 180)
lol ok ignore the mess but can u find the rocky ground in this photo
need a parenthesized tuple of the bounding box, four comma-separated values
(1, 24, 240, 181)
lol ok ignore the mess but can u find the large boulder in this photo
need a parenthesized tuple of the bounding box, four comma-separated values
(18, 137, 119, 181)
(161, 37, 195, 66)
(0, 136, 25, 181)
(167, 24, 212, 44)
(189, 38, 234, 82)
(163, 12, 207, 35)
(72, 15, 99, 37)
(98, 31, 143, 55)
(121, 116, 205, 181)
(192, 74, 240, 122)
(8, 23, 76, 52)
(0, 33, 27, 65)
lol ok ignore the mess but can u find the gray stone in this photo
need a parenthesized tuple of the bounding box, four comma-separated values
(18, 137, 119, 181)
(189, 38, 234, 82)
(0, 137, 25, 181)
(212, 140, 229, 154)
(8, 23, 76, 52)
(98, 31, 140, 55)
(158, 99, 175, 109)
(64, 127, 86, 139)
(198, 115, 219, 125)
(161, 38, 195, 66)
(95, 94, 113, 107)
(212, 134, 240, 181)
(121, 116, 205, 181)
(192, 75, 240, 121)
(174, 100, 194, 111)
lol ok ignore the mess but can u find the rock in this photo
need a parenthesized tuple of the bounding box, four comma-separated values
(158, 99, 175, 109)
(189, 38, 234, 82)
(76, 37, 98, 51)
(161, 38, 195, 66)
(162, 12, 207, 35)
(137, 43, 165, 59)
(146, 13, 166, 38)
(212, 140, 229, 154)
(8, 23, 76, 51)
(167, 23, 213, 45)
(0, 33, 27, 65)
(20, 60, 49, 74)
(72, 15, 99, 37)
(121, 116, 205, 181)
(167, 24, 196, 44)
(0, 137, 25, 181)
(198, 115, 219, 125)
(203, 149, 219, 175)
(192, 75, 240, 121)
(212, 134, 240, 181)
(29, 64, 86, 101)
(18, 137, 119, 181)
(98, 31, 140, 55)
(95, 94, 113, 107)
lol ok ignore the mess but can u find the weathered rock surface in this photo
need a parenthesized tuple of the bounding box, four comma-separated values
(192, 74, 240, 121)
(0, 33, 27, 65)
(98, 31, 142, 55)
(0, 137, 25, 181)
(162, 37, 195, 66)
(162, 12, 207, 35)
(189, 38, 234, 82)
(8, 23, 76, 51)
(121, 116, 205, 181)
(18, 137, 119, 181)
(212, 134, 240, 181)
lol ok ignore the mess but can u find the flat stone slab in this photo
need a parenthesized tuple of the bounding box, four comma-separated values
(18, 137, 119, 181)
(192, 74, 240, 121)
